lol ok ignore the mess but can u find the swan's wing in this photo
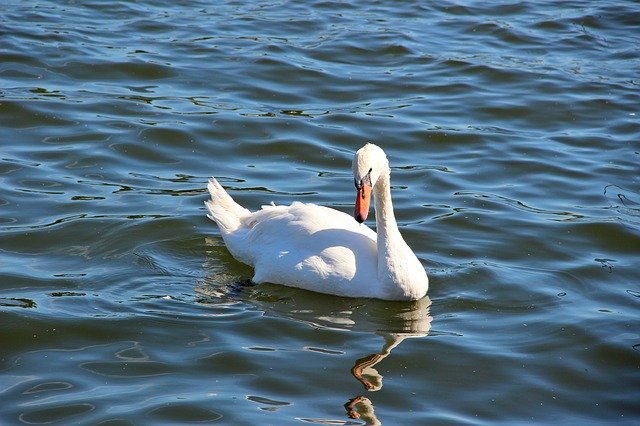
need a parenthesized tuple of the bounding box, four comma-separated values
(245, 202, 376, 240)
(239, 202, 379, 296)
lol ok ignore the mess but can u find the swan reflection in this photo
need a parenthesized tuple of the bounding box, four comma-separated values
(197, 266, 432, 424)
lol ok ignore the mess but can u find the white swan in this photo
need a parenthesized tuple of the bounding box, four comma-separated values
(205, 143, 428, 300)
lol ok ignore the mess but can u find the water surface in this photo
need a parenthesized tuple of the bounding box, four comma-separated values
(1, 1, 639, 424)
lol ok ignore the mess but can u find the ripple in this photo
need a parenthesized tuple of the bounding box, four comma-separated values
(627, 290, 640, 299)
(453, 190, 585, 222)
(304, 346, 345, 356)
(2, 0, 639, 424)
(19, 403, 95, 425)
(0, 297, 37, 308)
(247, 395, 291, 406)
(146, 404, 223, 422)
(23, 381, 74, 395)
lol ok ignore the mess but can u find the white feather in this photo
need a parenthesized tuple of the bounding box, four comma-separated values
(205, 144, 428, 300)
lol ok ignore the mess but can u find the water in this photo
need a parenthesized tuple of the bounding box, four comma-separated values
(1, 0, 639, 424)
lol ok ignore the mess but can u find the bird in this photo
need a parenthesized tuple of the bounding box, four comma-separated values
(205, 143, 428, 300)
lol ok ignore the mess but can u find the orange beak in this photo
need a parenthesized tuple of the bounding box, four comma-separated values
(354, 183, 372, 223)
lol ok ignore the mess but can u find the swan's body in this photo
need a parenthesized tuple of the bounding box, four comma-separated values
(205, 144, 428, 300)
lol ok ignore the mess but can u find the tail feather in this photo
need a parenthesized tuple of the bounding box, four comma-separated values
(205, 178, 250, 232)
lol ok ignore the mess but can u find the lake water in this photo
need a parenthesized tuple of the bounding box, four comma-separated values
(1, 1, 639, 424)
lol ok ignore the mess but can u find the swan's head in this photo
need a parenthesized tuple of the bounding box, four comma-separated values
(352, 143, 389, 223)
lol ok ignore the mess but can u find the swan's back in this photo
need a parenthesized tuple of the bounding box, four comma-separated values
(205, 178, 382, 298)
(237, 202, 381, 297)
(205, 172, 427, 300)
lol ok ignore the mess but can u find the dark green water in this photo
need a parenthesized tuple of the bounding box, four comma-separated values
(1, 1, 639, 424)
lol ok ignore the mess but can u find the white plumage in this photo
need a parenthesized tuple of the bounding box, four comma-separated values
(205, 144, 428, 300)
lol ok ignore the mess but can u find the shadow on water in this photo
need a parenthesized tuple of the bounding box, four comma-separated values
(197, 246, 432, 425)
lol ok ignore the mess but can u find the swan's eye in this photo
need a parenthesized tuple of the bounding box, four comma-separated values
(355, 169, 373, 189)
(363, 169, 373, 186)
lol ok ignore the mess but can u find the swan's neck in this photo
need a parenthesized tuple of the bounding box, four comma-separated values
(373, 170, 404, 281)
(373, 169, 428, 300)
(372, 170, 398, 254)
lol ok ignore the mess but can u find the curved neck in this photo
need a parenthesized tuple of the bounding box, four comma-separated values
(371, 166, 429, 300)
(373, 169, 414, 291)
(373, 169, 398, 251)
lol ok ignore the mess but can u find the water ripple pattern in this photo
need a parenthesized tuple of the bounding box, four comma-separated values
(1, 0, 639, 424)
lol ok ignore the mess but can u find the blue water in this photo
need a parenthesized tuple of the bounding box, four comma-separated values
(1, 1, 639, 424)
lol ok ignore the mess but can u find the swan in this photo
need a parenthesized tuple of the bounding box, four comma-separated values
(205, 143, 428, 300)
